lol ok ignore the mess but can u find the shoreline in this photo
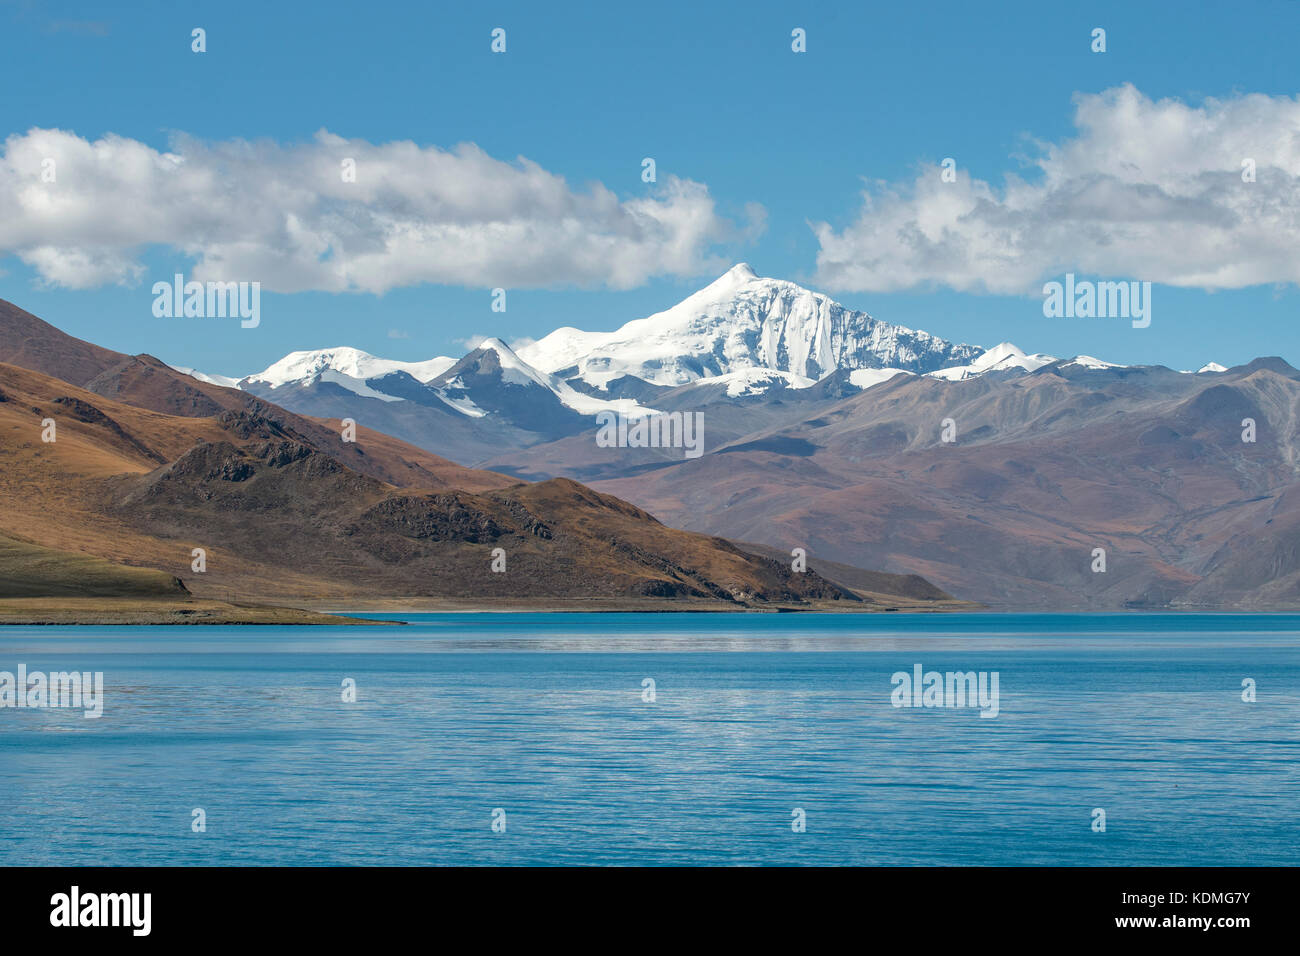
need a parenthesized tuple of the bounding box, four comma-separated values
(6, 598, 1292, 626)
(0, 598, 391, 626)
(0, 594, 982, 625)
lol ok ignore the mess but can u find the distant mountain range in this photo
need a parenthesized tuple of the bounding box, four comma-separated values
(161, 265, 1298, 611)
(183, 265, 1229, 460)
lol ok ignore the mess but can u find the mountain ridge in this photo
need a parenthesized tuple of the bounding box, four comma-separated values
(179, 267, 1231, 435)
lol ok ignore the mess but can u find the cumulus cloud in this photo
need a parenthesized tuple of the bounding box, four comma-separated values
(813, 84, 1300, 294)
(0, 128, 754, 293)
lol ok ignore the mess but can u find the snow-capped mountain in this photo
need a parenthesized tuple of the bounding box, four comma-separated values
(926, 342, 1059, 381)
(248, 346, 458, 388)
(426, 338, 655, 428)
(517, 263, 982, 388)
(1063, 355, 1125, 370)
(174, 265, 1133, 450)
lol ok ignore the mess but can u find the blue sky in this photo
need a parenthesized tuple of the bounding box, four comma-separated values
(1, 0, 1298, 376)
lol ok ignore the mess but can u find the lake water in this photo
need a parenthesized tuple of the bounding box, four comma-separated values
(1, 612, 1297, 866)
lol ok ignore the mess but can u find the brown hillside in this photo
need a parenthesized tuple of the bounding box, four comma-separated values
(0, 298, 129, 387)
(0, 360, 865, 609)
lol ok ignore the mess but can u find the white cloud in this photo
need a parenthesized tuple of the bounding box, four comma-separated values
(813, 84, 1300, 294)
(0, 128, 754, 293)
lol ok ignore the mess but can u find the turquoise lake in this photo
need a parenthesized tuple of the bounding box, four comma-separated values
(1, 612, 1297, 866)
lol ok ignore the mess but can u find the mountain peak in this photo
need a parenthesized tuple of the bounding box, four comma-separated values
(443, 336, 556, 391)
(927, 341, 1057, 381)
(695, 262, 761, 298)
(519, 266, 983, 388)
(982, 342, 1028, 362)
(248, 346, 455, 388)
(475, 336, 515, 356)
(254, 346, 376, 383)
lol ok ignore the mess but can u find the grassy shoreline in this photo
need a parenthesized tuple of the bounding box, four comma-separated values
(0, 593, 982, 625)
(0, 597, 390, 626)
